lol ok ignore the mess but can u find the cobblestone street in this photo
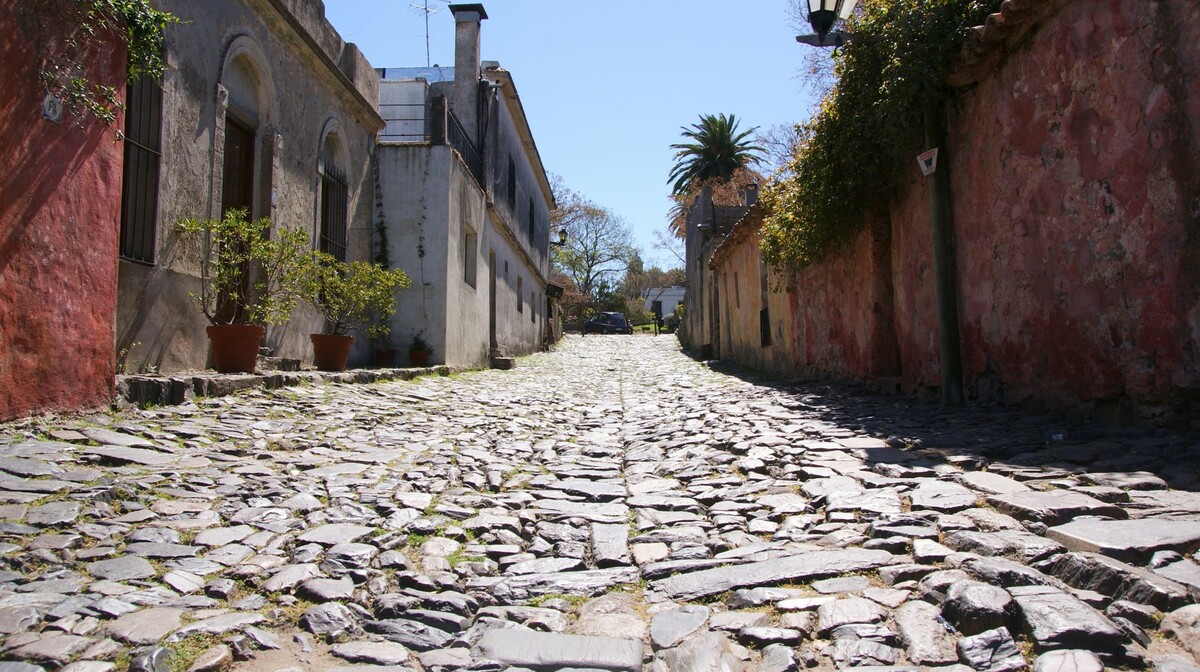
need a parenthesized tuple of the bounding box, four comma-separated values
(1, 335, 1199, 671)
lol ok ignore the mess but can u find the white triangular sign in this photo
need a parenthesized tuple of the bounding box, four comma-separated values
(917, 148, 939, 177)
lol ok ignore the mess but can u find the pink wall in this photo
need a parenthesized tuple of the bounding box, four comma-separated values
(787, 220, 900, 381)
(948, 0, 1200, 409)
(767, 0, 1200, 416)
(0, 6, 126, 420)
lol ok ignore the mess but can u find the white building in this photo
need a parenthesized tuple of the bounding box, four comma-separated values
(375, 3, 555, 368)
(644, 286, 686, 318)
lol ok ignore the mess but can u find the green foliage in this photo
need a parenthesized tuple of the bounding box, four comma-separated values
(668, 113, 765, 197)
(761, 0, 1001, 266)
(35, 0, 179, 124)
(300, 252, 411, 338)
(176, 209, 310, 326)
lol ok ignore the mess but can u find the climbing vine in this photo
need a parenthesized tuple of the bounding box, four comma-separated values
(760, 0, 1001, 266)
(30, 0, 179, 124)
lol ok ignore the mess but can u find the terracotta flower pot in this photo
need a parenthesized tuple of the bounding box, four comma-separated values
(375, 348, 397, 368)
(409, 349, 432, 367)
(311, 333, 354, 371)
(207, 324, 265, 373)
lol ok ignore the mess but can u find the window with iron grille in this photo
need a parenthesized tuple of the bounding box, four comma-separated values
(119, 75, 163, 264)
(507, 156, 516, 210)
(527, 197, 535, 242)
(319, 160, 348, 261)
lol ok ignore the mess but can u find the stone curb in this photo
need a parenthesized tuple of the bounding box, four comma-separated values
(115, 365, 459, 407)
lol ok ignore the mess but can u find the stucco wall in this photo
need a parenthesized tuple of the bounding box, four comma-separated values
(731, 0, 1200, 419)
(714, 229, 795, 374)
(378, 143, 546, 367)
(378, 144, 451, 364)
(116, 0, 382, 373)
(0, 5, 126, 419)
(946, 0, 1200, 411)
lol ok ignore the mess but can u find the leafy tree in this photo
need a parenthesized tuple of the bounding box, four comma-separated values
(668, 113, 765, 197)
(550, 179, 635, 300)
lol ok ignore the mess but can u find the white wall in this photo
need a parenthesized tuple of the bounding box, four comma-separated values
(379, 79, 428, 142)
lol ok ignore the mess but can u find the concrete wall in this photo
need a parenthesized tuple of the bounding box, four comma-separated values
(377, 144, 451, 364)
(711, 0, 1200, 422)
(0, 5, 127, 420)
(116, 0, 383, 373)
(377, 142, 545, 368)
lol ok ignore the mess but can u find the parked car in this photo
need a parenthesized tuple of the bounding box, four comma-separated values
(583, 312, 633, 335)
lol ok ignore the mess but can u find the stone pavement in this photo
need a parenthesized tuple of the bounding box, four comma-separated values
(1, 335, 1199, 672)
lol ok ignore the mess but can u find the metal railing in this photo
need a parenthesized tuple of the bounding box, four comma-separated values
(378, 103, 428, 143)
(446, 107, 484, 186)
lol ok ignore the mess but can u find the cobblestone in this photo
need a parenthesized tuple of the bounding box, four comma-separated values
(1, 335, 1199, 670)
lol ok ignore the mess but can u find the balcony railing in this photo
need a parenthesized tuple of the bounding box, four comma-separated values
(378, 103, 428, 143)
(445, 107, 484, 186)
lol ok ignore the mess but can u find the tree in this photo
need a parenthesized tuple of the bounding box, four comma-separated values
(667, 165, 767, 239)
(668, 113, 765, 197)
(550, 179, 636, 300)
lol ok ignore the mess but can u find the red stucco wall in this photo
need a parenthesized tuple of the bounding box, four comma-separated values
(0, 6, 126, 420)
(771, 0, 1200, 416)
(948, 0, 1200, 409)
(786, 220, 901, 381)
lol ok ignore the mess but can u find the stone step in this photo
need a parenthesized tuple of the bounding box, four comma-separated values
(257, 356, 300, 372)
(490, 357, 516, 370)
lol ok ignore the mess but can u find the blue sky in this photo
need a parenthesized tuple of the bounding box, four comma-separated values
(322, 1, 821, 269)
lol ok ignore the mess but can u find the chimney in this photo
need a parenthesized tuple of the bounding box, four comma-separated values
(743, 183, 760, 207)
(449, 4, 487, 142)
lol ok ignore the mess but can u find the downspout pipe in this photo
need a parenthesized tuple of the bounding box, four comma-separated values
(924, 99, 965, 406)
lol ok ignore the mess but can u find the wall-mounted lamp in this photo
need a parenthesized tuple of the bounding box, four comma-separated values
(796, 0, 857, 48)
(551, 228, 568, 246)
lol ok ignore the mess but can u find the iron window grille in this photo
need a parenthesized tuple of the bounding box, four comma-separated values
(119, 75, 163, 264)
(319, 160, 348, 262)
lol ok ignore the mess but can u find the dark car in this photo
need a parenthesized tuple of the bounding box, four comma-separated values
(583, 312, 633, 335)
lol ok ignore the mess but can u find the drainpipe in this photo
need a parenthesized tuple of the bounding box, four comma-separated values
(924, 100, 964, 406)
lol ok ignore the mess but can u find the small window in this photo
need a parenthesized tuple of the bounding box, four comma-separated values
(527, 197, 535, 242)
(507, 156, 516, 210)
(517, 276, 524, 313)
(463, 227, 477, 288)
(530, 290, 535, 322)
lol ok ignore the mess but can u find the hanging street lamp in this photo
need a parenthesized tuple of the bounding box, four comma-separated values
(796, 0, 858, 48)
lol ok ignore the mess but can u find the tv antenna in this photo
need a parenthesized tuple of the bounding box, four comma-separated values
(408, 0, 447, 67)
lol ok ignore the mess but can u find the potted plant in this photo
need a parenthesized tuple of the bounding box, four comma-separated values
(409, 332, 433, 367)
(176, 209, 309, 373)
(300, 251, 411, 371)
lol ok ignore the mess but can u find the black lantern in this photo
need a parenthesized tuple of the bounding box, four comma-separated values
(551, 228, 568, 247)
(807, 0, 858, 43)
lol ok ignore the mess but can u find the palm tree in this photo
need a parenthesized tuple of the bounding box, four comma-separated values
(668, 113, 765, 197)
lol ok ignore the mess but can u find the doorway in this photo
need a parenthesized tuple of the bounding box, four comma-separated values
(217, 115, 256, 324)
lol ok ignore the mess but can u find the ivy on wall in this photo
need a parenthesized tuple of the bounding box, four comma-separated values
(32, 0, 179, 124)
(760, 0, 1001, 266)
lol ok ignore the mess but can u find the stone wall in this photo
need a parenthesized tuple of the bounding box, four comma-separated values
(0, 5, 127, 420)
(116, 0, 383, 373)
(722, 0, 1200, 421)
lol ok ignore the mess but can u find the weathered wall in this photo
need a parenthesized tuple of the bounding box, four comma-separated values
(116, 0, 382, 373)
(378, 144, 451, 364)
(752, 0, 1200, 419)
(946, 0, 1200, 413)
(789, 220, 901, 382)
(713, 223, 796, 374)
(0, 5, 126, 420)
